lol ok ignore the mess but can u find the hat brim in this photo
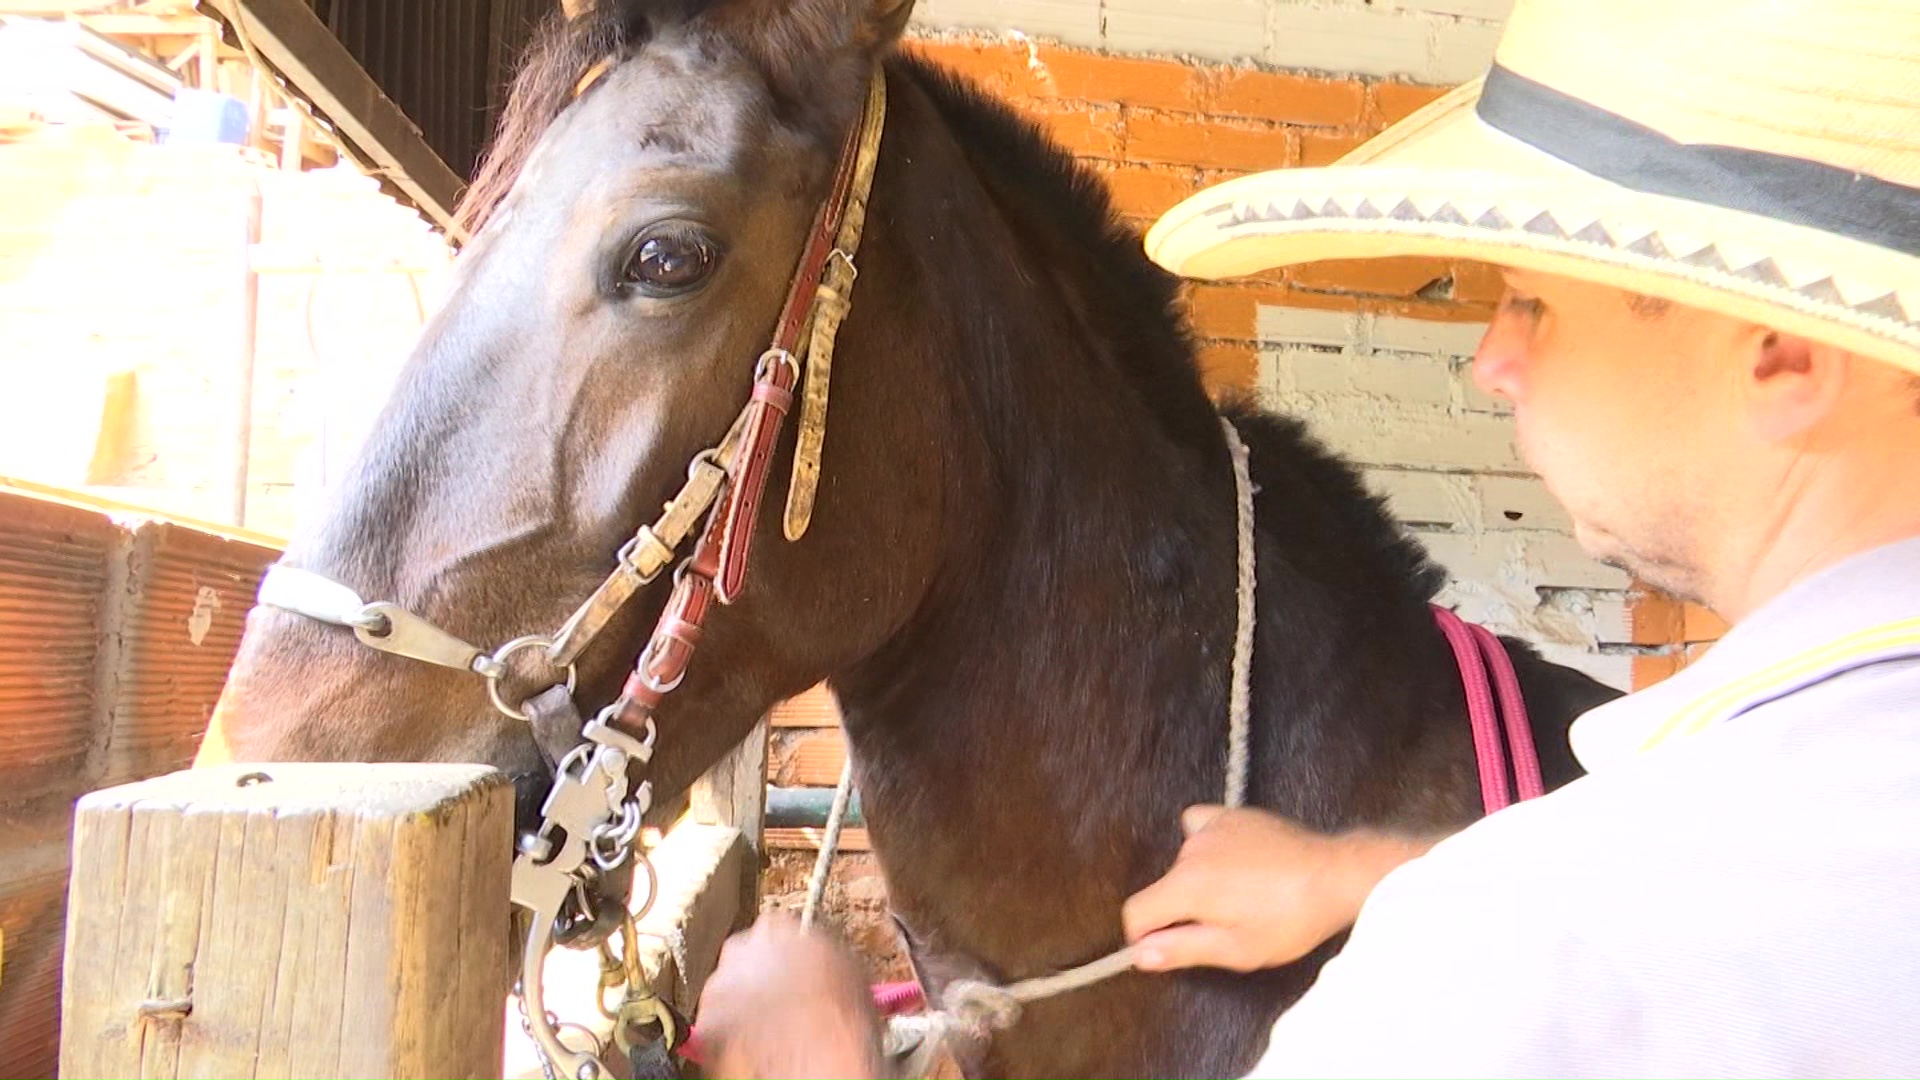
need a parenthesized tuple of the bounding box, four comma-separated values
(1146, 83, 1920, 375)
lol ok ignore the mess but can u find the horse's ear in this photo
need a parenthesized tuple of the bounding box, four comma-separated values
(871, 0, 915, 45)
(695, 0, 911, 122)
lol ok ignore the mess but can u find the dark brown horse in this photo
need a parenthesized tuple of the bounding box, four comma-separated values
(203, 0, 1619, 1073)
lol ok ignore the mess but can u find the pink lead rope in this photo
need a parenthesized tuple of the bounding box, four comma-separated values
(1430, 605, 1544, 813)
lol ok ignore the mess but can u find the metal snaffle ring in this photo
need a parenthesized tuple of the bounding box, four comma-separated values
(485, 634, 578, 722)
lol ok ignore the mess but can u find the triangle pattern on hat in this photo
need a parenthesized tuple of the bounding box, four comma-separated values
(1355, 198, 1386, 220)
(1682, 246, 1732, 274)
(1523, 211, 1568, 239)
(1854, 292, 1915, 325)
(1389, 198, 1424, 222)
(1797, 277, 1849, 306)
(1732, 257, 1789, 288)
(1474, 208, 1514, 231)
(1626, 234, 1673, 260)
(1570, 221, 1615, 247)
(1431, 204, 1471, 227)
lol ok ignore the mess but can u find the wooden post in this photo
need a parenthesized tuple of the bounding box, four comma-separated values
(60, 763, 513, 1080)
(690, 717, 769, 921)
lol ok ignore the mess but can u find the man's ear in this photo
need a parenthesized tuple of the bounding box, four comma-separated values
(1747, 330, 1849, 444)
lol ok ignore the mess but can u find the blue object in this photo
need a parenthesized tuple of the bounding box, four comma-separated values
(163, 88, 250, 146)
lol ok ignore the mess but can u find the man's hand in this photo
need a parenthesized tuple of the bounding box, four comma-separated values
(1121, 806, 1437, 973)
(695, 916, 884, 1079)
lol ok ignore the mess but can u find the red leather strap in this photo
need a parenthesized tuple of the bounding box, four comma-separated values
(603, 79, 876, 736)
(714, 360, 799, 601)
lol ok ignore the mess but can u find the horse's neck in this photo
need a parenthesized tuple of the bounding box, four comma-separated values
(826, 70, 1250, 962)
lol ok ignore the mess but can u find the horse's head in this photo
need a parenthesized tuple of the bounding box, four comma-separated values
(203, 0, 944, 854)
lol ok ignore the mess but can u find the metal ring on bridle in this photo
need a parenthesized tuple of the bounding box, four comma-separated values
(592, 705, 658, 754)
(485, 634, 579, 721)
(589, 801, 643, 871)
(632, 640, 687, 697)
(755, 347, 800, 384)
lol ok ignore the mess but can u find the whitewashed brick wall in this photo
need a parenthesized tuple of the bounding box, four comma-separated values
(912, 0, 1512, 77)
(1256, 304, 1634, 689)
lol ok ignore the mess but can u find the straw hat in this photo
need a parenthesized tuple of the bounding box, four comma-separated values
(1146, 0, 1920, 373)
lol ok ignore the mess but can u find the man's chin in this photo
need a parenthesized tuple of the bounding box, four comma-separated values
(1574, 521, 1704, 603)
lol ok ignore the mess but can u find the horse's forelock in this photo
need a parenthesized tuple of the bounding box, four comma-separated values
(456, 7, 651, 234)
(458, 0, 911, 235)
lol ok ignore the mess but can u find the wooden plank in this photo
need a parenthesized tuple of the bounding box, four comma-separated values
(77, 13, 219, 35)
(770, 682, 842, 727)
(61, 763, 512, 1079)
(771, 727, 849, 788)
(198, 0, 466, 237)
(691, 719, 769, 847)
(765, 826, 871, 853)
(689, 717, 768, 923)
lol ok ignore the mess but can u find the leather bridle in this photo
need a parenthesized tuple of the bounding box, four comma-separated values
(254, 67, 889, 1080)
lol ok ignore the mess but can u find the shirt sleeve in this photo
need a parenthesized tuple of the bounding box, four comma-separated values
(1245, 818, 1638, 1080)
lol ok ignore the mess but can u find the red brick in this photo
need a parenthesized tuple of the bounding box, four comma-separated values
(1029, 104, 1124, 160)
(1369, 81, 1453, 126)
(1183, 283, 1289, 340)
(1630, 592, 1686, 646)
(1196, 341, 1260, 394)
(1298, 129, 1371, 167)
(1029, 47, 1197, 112)
(1682, 604, 1730, 643)
(1259, 287, 1368, 316)
(1373, 296, 1496, 323)
(1126, 113, 1294, 172)
(1452, 259, 1508, 304)
(1291, 256, 1450, 298)
(1203, 69, 1364, 127)
(1633, 652, 1682, 689)
(1102, 165, 1197, 220)
(903, 39, 1041, 98)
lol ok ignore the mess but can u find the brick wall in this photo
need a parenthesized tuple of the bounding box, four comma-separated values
(912, 0, 1514, 79)
(904, 37, 1484, 389)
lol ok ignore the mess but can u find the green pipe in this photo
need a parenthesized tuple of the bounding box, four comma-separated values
(765, 785, 865, 828)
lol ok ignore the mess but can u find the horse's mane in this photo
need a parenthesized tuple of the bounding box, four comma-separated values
(458, 20, 1445, 601)
(896, 53, 1446, 601)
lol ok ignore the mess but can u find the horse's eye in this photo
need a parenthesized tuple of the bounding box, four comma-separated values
(622, 229, 719, 295)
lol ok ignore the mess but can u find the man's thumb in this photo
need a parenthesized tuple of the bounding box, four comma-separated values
(1181, 804, 1228, 837)
(1132, 924, 1250, 973)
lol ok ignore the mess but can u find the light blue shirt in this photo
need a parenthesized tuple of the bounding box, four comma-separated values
(1251, 537, 1920, 1078)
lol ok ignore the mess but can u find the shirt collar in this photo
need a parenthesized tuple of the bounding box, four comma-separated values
(1571, 535, 1920, 772)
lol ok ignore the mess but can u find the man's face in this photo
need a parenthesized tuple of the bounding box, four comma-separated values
(1471, 269, 1760, 601)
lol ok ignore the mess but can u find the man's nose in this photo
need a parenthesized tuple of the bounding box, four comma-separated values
(1472, 311, 1530, 403)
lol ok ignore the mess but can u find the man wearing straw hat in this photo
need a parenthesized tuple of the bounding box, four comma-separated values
(698, 0, 1920, 1073)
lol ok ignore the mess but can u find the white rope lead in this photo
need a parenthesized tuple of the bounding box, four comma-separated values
(1220, 417, 1257, 810)
(802, 757, 857, 929)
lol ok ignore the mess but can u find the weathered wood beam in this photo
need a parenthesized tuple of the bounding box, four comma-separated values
(60, 763, 512, 1079)
(691, 717, 769, 920)
(199, 0, 467, 238)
